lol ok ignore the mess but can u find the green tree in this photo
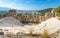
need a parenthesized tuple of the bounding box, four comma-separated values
(17, 13, 22, 16)
(55, 6, 60, 12)
(55, 6, 60, 17)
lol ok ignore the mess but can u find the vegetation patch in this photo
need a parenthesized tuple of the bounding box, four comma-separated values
(56, 12, 60, 17)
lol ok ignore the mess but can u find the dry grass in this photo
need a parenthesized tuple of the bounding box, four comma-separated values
(41, 29, 50, 38)
(6, 32, 14, 38)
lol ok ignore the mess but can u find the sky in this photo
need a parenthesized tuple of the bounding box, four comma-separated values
(0, 0, 60, 10)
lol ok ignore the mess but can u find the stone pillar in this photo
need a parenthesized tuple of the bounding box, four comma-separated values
(51, 9, 56, 17)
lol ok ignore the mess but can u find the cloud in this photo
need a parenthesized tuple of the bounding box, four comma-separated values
(0, 0, 19, 9)
(0, 1, 4, 3)
(0, 0, 33, 10)
(26, 0, 31, 3)
(0, 0, 37, 10)
(0, 0, 28, 10)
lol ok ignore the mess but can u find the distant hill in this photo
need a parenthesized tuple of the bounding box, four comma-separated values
(17, 10, 37, 14)
(38, 8, 53, 12)
(38, 8, 53, 16)
(0, 7, 11, 11)
(0, 7, 53, 15)
(0, 7, 11, 14)
(0, 7, 37, 14)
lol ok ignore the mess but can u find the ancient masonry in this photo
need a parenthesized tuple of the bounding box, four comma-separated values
(8, 9, 57, 24)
